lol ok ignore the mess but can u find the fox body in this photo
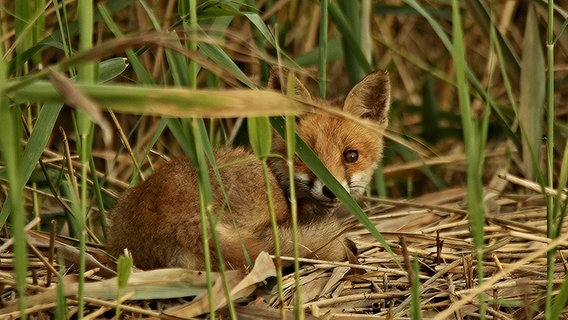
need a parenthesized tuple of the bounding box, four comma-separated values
(108, 70, 391, 271)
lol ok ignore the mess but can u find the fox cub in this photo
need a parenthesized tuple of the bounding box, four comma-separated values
(108, 69, 390, 271)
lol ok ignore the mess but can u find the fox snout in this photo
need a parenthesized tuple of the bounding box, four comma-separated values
(322, 185, 336, 200)
(307, 178, 351, 206)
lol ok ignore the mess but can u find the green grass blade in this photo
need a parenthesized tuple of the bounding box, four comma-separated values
(243, 13, 277, 50)
(76, 0, 97, 317)
(97, 58, 129, 83)
(329, 2, 372, 76)
(318, 0, 328, 98)
(55, 255, 67, 318)
(284, 76, 303, 320)
(115, 255, 133, 317)
(249, 116, 285, 318)
(519, 4, 545, 181)
(191, 119, 218, 319)
(285, 118, 304, 320)
(546, 0, 558, 317)
(451, 0, 486, 317)
(551, 266, 568, 319)
(248, 117, 272, 158)
(410, 255, 422, 320)
(244, 1, 270, 80)
(553, 140, 568, 238)
(14, 1, 32, 69)
(166, 118, 197, 163)
(188, 0, 199, 90)
(336, 0, 365, 83)
(198, 42, 255, 88)
(0, 45, 27, 318)
(31, 0, 46, 65)
(550, 142, 568, 318)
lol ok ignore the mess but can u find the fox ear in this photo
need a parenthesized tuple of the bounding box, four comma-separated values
(343, 70, 390, 125)
(268, 67, 312, 101)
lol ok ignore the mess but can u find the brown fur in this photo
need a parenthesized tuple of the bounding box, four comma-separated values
(108, 69, 391, 271)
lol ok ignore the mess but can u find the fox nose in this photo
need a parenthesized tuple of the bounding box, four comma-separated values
(322, 186, 336, 200)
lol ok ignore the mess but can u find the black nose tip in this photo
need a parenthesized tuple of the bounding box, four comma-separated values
(322, 186, 336, 200)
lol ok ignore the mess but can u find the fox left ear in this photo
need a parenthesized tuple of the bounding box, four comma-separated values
(343, 70, 390, 126)
(267, 67, 312, 101)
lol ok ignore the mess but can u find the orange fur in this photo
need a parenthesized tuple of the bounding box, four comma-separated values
(108, 70, 391, 271)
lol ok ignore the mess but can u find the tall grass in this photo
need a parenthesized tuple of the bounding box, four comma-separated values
(451, 0, 488, 316)
(1, 0, 567, 318)
(544, 0, 568, 318)
(0, 28, 27, 318)
(75, 0, 96, 316)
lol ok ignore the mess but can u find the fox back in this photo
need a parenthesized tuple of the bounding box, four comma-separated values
(108, 70, 390, 271)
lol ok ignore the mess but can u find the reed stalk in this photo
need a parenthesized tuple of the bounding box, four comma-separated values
(545, 0, 556, 317)
(75, 0, 96, 316)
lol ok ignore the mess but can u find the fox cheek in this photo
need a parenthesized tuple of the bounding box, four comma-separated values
(292, 157, 312, 177)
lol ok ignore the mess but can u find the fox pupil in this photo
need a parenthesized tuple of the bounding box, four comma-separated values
(343, 150, 359, 163)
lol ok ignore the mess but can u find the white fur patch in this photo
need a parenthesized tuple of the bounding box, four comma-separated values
(349, 172, 373, 195)
(294, 172, 311, 184)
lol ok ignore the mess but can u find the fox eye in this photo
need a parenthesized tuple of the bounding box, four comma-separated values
(343, 150, 359, 163)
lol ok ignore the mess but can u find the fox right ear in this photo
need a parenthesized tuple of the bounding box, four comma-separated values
(343, 70, 391, 126)
(268, 67, 312, 101)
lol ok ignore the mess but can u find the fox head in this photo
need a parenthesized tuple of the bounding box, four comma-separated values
(267, 68, 391, 212)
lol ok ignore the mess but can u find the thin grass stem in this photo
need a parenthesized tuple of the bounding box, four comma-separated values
(188, 0, 198, 89)
(76, 0, 97, 317)
(318, 0, 328, 98)
(545, 0, 556, 317)
(261, 159, 285, 319)
(410, 255, 422, 320)
(191, 119, 216, 319)
(247, 115, 281, 316)
(195, 126, 239, 320)
(285, 113, 304, 320)
(451, 1, 486, 317)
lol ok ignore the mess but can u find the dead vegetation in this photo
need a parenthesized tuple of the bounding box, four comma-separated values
(1, 179, 566, 319)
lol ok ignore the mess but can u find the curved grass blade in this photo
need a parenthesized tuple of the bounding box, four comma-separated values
(12, 81, 307, 118)
(519, 4, 545, 181)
